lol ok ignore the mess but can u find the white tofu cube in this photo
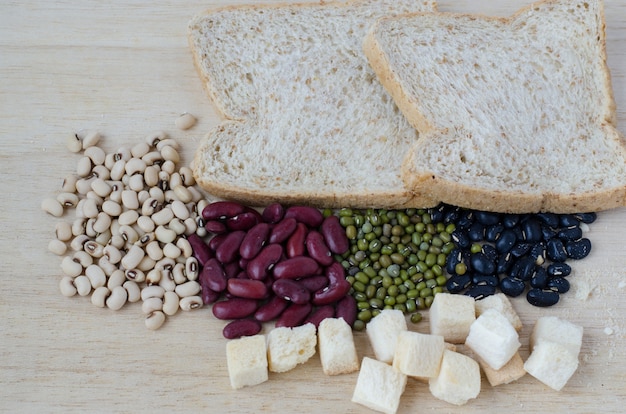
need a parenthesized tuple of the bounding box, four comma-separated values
(318, 318, 359, 375)
(524, 341, 579, 391)
(429, 349, 481, 406)
(392, 331, 445, 378)
(474, 293, 523, 331)
(429, 293, 476, 343)
(226, 334, 268, 389)
(465, 308, 521, 370)
(267, 323, 317, 373)
(530, 316, 583, 358)
(352, 357, 407, 414)
(366, 309, 407, 363)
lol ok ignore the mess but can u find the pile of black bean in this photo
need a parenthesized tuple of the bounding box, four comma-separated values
(433, 204, 596, 306)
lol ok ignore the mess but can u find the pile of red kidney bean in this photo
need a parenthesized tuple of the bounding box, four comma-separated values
(188, 201, 355, 339)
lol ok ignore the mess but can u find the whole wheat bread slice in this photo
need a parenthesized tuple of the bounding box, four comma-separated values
(365, 0, 626, 213)
(188, 0, 438, 208)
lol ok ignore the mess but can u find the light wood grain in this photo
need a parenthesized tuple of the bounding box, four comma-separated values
(1, 1, 625, 413)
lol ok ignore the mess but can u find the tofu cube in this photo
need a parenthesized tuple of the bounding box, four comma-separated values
(429, 293, 476, 343)
(392, 331, 445, 379)
(366, 309, 407, 363)
(474, 293, 523, 331)
(267, 323, 317, 373)
(352, 357, 407, 414)
(226, 334, 268, 389)
(477, 351, 526, 386)
(524, 341, 579, 391)
(318, 318, 359, 375)
(530, 316, 583, 358)
(465, 308, 521, 370)
(428, 349, 481, 406)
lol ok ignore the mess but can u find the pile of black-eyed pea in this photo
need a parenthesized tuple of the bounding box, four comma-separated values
(42, 117, 210, 330)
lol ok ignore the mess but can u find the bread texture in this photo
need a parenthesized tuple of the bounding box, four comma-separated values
(365, 0, 626, 213)
(188, 0, 438, 209)
(226, 334, 268, 389)
(318, 317, 359, 375)
(366, 309, 407, 363)
(352, 357, 407, 414)
(266, 323, 317, 373)
(428, 349, 481, 406)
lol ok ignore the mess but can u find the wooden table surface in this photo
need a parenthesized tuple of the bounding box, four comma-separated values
(1, 1, 625, 413)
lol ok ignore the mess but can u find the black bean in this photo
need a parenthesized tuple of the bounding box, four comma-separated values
(456, 211, 475, 230)
(566, 238, 592, 260)
(482, 244, 498, 263)
(529, 242, 546, 265)
(502, 214, 520, 228)
(451, 229, 471, 249)
(530, 266, 548, 288)
(541, 224, 558, 241)
(500, 277, 526, 297)
(495, 229, 517, 253)
(508, 256, 536, 281)
(475, 211, 501, 226)
(446, 274, 472, 293)
(547, 277, 570, 293)
(472, 274, 499, 287)
(464, 284, 496, 300)
(546, 238, 567, 262)
(470, 252, 495, 275)
(527, 288, 560, 307)
(510, 242, 532, 258)
(442, 207, 460, 224)
(521, 218, 543, 242)
(445, 248, 463, 275)
(485, 224, 504, 243)
(536, 213, 560, 228)
(496, 252, 514, 274)
(547, 262, 571, 277)
(430, 205, 446, 223)
(558, 226, 583, 242)
(559, 214, 580, 227)
(574, 212, 597, 224)
(468, 222, 485, 242)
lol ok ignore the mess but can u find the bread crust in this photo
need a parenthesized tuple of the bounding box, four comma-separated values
(365, 0, 626, 213)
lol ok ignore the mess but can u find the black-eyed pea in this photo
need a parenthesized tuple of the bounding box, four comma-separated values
(95, 231, 111, 247)
(128, 174, 144, 192)
(161, 160, 176, 175)
(59, 276, 78, 297)
(164, 190, 177, 204)
(71, 217, 87, 236)
(142, 151, 163, 166)
(175, 112, 197, 130)
(109, 234, 125, 250)
(85, 264, 106, 289)
(104, 153, 117, 170)
(149, 186, 165, 203)
(137, 215, 156, 233)
(61, 174, 78, 193)
(141, 285, 166, 302)
(123, 280, 141, 303)
(184, 217, 199, 236)
(173, 185, 192, 203)
(48, 239, 67, 256)
(125, 157, 147, 176)
(125, 268, 146, 283)
(162, 291, 179, 316)
(156, 138, 180, 151)
(131, 142, 151, 159)
(143, 165, 160, 187)
(136, 232, 155, 249)
(75, 177, 96, 195)
(168, 218, 187, 235)
(92, 165, 110, 180)
(61, 254, 82, 277)
(107, 181, 123, 203)
(74, 275, 92, 297)
(185, 257, 199, 281)
(76, 156, 93, 178)
(90, 178, 111, 198)
(98, 256, 118, 277)
(84, 146, 106, 166)
(146, 268, 162, 286)
(159, 271, 176, 292)
(121, 189, 139, 210)
(155, 225, 176, 244)
(93, 212, 112, 234)
(174, 280, 201, 298)
(70, 234, 90, 251)
(145, 131, 167, 147)
(81, 198, 99, 219)
(157, 171, 170, 191)
(145, 310, 166, 330)
(81, 131, 101, 149)
(169, 172, 182, 190)
(110, 159, 126, 181)
(176, 237, 192, 258)
(179, 295, 202, 311)
(146, 240, 164, 261)
(57, 192, 79, 208)
(106, 285, 128, 310)
(179, 167, 195, 186)
(172, 263, 187, 284)
(55, 221, 73, 242)
(152, 207, 174, 227)
(141, 297, 163, 314)
(91, 286, 111, 308)
(84, 240, 105, 258)
(137, 256, 157, 272)
(118, 210, 139, 227)
(141, 197, 160, 216)
(107, 269, 126, 290)
(118, 225, 139, 245)
(85, 190, 104, 204)
(169, 200, 189, 220)
(66, 133, 83, 153)
(41, 198, 64, 217)
(155, 257, 176, 273)
(85, 218, 97, 238)
(121, 244, 145, 270)
(72, 250, 94, 268)
(102, 200, 122, 217)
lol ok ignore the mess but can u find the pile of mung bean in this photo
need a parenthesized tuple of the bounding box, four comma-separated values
(43, 128, 207, 330)
(336, 208, 455, 330)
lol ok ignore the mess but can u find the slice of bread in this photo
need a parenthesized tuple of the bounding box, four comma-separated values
(428, 349, 481, 406)
(429, 293, 476, 343)
(365, 0, 626, 213)
(266, 323, 317, 373)
(352, 357, 407, 414)
(474, 293, 522, 332)
(524, 340, 579, 391)
(318, 317, 359, 375)
(392, 331, 445, 379)
(366, 309, 407, 363)
(464, 308, 521, 370)
(188, 0, 438, 209)
(529, 316, 584, 358)
(226, 334, 268, 389)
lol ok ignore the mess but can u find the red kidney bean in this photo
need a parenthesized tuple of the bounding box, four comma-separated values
(254, 295, 289, 322)
(208, 233, 228, 251)
(305, 230, 334, 266)
(272, 279, 310, 304)
(239, 222, 271, 260)
(205, 220, 228, 234)
(246, 243, 284, 280)
(201, 286, 221, 305)
(199, 258, 228, 292)
(213, 298, 259, 320)
(321, 215, 350, 254)
(284, 206, 324, 228)
(223, 319, 262, 339)
(335, 294, 357, 326)
(275, 303, 312, 328)
(268, 217, 297, 244)
(223, 261, 242, 279)
(238, 257, 249, 270)
(304, 305, 335, 328)
(188, 233, 213, 266)
(226, 211, 259, 231)
(272, 256, 320, 279)
(227, 278, 268, 299)
(313, 262, 351, 305)
(215, 230, 246, 263)
(202, 201, 246, 221)
(298, 275, 329, 292)
(261, 203, 284, 224)
(286, 222, 307, 258)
